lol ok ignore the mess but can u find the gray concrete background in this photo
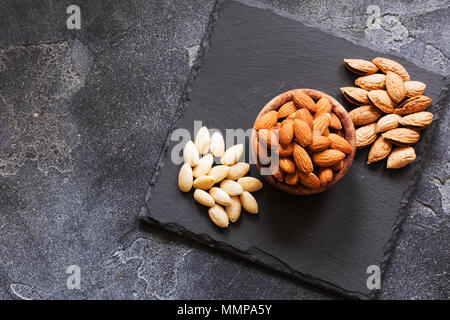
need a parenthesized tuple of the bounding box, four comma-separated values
(0, 0, 448, 299)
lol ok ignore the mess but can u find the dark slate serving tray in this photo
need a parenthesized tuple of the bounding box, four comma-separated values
(141, 0, 449, 298)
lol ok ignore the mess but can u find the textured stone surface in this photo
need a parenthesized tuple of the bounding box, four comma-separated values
(0, 0, 448, 300)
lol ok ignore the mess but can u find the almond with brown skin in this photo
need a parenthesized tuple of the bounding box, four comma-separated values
(394, 95, 432, 115)
(279, 119, 294, 145)
(272, 167, 284, 182)
(255, 110, 278, 130)
(308, 135, 331, 153)
(355, 73, 386, 90)
(356, 123, 377, 148)
(387, 146, 416, 169)
(318, 168, 333, 187)
(344, 59, 379, 75)
(328, 133, 353, 154)
(314, 97, 332, 115)
(368, 90, 396, 113)
(277, 143, 295, 157)
(332, 160, 344, 172)
(375, 114, 402, 133)
(382, 128, 420, 146)
(404, 81, 426, 97)
(298, 172, 321, 189)
(329, 112, 342, 130)
(372, 57, 410, 81)
(340, 87, 370, 105)
(386, 71, 406, 103)
(312, 149, 346, 167)
(284, 170, 299, 185)
(292, 90, 317, 112)
(349, 105, 381, 126)
(279, 157, 296, 174)
(288, 108, 314, 129)
(258, 128, 278, 150)
(367, 136, 392, 164)
(278, 101, 297, 118)
(293, 144, 313, 173)
(398, 111, 433, 130)
(293, 119, 313, 147)
(312, 113, 331, 136)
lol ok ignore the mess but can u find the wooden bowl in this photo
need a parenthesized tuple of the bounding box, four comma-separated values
(251, 89, 356, 195)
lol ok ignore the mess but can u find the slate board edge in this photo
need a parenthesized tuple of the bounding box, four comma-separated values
(140, 0, 450, 299)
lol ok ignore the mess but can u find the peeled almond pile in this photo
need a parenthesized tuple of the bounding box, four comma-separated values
(342, 57, 434, 169)
(255, 92, 352, 190)
(178, 126, 263, 228)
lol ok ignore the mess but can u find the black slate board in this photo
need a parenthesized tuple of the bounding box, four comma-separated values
(142, 0, 449, 299)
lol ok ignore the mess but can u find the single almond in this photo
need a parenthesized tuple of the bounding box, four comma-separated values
(208, 205, 229, 228)
(372, 57, 410, 81)
(404, 81, 426, 97)
(278, 101, 297, 118)
(193, 189, 215, 207)
(293, 119, 313, 147)
(288, 108, 314, 129)
(376, 114, 402, 133)
(221, 144, 244, 165)
(178, 162, 193, 192)
(219, 180, 244, 196)
(382, 128, 420, 146)
(314, 97, 332, 115)
(298, 172, 321, 189)
(367, 136, 392, 164)
(258, 128, 279, 150)
(293, 144, 313, 173)
(356, 123, 377, 148)
(292, 90, 317, 112)
(238, 177, 263, 192)
(344, 59, 379, 75)
(227, 162, 250, 180)
(349, 105, 381, 126)
(208, 165, 230, 183)
(284, 171, 299, 185)
(368, 90, 395, 113)
(209, 187, 232, 206)
(279, 157, 297, 174)
(340, 87, 370, 105)
(319, 168, 333, 187)
(210, 132, 225, 157)
(183, 140, 200, 166)
(329, 113, 342, 130)
(387, 146, 416, 169)
(355, 73, 386, 90)
(195, 126, 211, 155)
(332, 160, 344, 172)
(279, 119, 294, 145)
(328, 133, 353, 154)
(255, 110, 278, 130)
(312, 113, 331, 136)
(240, 191, 258, 214)
(312, 149, 346, 167)
(386, 71, 406, 103)
(193, 153, 214, 178)
(308, 135, 331, 153)
(398, 111, 433, 130)
(277, 143, 295, 157)
(226, 196, 241, 223)
(394, 95, 432, 115)
(193, 175, 216, 190)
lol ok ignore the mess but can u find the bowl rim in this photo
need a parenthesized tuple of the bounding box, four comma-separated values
(251, 88, 356, 195)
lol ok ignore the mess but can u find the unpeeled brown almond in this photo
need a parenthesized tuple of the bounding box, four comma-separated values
(288, 108, 314, 129)
(340, 87, 370, 105)
(398, 111, 433, 130)
(387, 146, 416, 169)
(355, 73, 386, 90)
(367, 136, 392, 164)
(255, 111, 278, 130)
(382, 128, 420, 146)
(356, 123, 377, 148)
(404, 81, 426, 97)
(312, 113, 331, 136)
(279, 157, 297, 174)
(328, 133, 353, 154)
(293, 144, 313, 173)
(278, 101, 297, 118)
(376, 114, 402, 133)
(293, 119, 313, 147)
(386, 71, 406, 103)
(298, 172, 321, 189)
(293, 90, 317, 112)
(319, 168, 333, 187)
(344, 59, 379, 75)
(349, 105, 381, 126)
(372, 57, 410, 81)
(368, 90, 395, 113)
(312, 149, 346, 167)
(279, 119, 294, 145)
(308, 135, 331, 153)
(394, 95, 432, 115)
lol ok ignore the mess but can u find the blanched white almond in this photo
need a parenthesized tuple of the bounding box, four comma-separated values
(219, 179, 244, 196)
(237, 177, 263, 192)
(227, 162, 250, 180)
(226, 196, 241, 223)
(220, 144, 244, 165)
(240, 191, 258, 214)
(193, 176, 216, 190)
(195, 126, 211, 155)
(209, 187, 232, 206)
(208, 205, 229, 228)
(183, 140, 199, 166)
(210, 132, 225, 157)
(193, 153, 214, 178)
(208, 165, 229, 183)
(178, 163, 193, 192)
(193, 189, 215, 207)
